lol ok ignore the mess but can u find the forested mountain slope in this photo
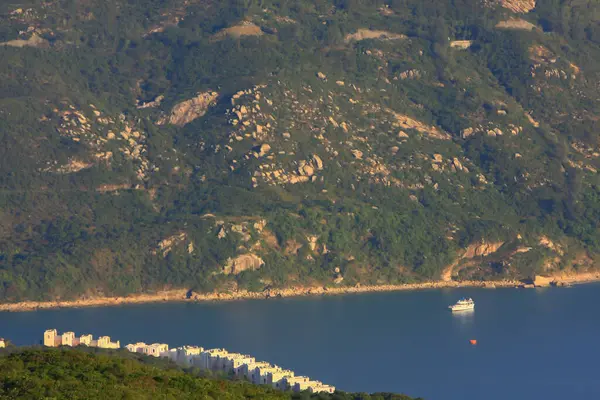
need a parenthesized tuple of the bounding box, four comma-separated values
(1, 0, 600, 301)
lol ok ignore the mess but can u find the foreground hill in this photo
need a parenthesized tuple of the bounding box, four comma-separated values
(1, 0, 600, 302)
(0, 348, 417, 400)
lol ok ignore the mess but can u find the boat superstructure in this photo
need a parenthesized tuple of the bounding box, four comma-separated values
(449, 297, 475, 311)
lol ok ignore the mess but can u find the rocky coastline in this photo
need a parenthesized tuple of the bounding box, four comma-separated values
(1, 273, 599, 313)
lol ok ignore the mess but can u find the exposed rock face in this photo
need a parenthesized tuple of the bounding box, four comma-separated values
(213, 22, 263, 39)
(539, 236, 563, 255)
(345, 29, 406, 42)
(387, 110, 451, 140)
(96, 183, 132, 193)
(254, 143, 271, 157)
(156, 232, 188, 257)
(450, 40, 473, 49)
(137, 95, 164, 109)
(496, 0, 536, 13)
(463, 241, 504, 258)
(496, 18, 537, 31)
(299, 162, 315, 177)
(532, 275, 553, 287)
(525, 113, 540, 127)
(442, 240, 505, 281)
(351, 149, 364, 159)
(253, 219, 267, 232)
(311, 154, 324, 170)
(223, 254, 265, 275)
(529, 44, 556, 64)
(167, 92, 218, 127)
(53, 159, 93, 174)
(1, 33, 49, 48)
(399, 69, 422, 80)
(452, 157, 464, 171)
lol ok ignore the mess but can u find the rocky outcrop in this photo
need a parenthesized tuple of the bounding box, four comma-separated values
(450, 40, 473, 49)
(463, 241, 505, 258)
(441, 240, 505, 281)
(52, 159, 93, 174)
(351, 149, 364, 159)
(137, 95, 164, 109)
(387, 110, 451, 140)
(532, 275, 553, 287)
(223, 254, 265, 275)
(399, 69, 422, 80)
(156, 232, 192, 257)
(538, 236, 563, 255)
(496, 18, 537, 31)
(96, 183, 132, 193)
(345, 29, 406, 43)
(311, 155, 324, 170)
(253, 143, 271, 157)
(213, 22, 263, 40)
(165, 92, 218, 127)
(1, 33, 49, 48)
(496, 0, 536, 13)
(529, 44, 555, 64)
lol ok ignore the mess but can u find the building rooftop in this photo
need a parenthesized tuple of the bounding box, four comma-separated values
(204, 348, 228, 354)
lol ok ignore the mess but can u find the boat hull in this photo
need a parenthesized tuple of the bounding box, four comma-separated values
(449, 304, 475, 311)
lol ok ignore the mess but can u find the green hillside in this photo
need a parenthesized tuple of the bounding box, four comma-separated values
(0, 347, 418, 399)
(1, 0, 600, 301)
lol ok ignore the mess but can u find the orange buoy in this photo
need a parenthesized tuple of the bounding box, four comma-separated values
(470, 339, 477, 345)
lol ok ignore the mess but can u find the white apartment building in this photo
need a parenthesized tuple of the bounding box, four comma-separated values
(79, 334, 93, 346)
(281, 376, 310, 391)
(167, 346, 203, 367)
(125, 342, 147, 353)
(200, 349, 229, 371)
(96, 336, 120, 349)
(44, 329, 61, 347)
(143, 343, 169, 357)
(61, 332, 76, 346)
(267, 369, 295, 389)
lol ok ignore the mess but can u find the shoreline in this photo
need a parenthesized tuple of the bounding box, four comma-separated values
(1, 273, 600, 313)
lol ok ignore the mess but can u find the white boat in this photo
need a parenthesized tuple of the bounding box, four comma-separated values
(449, 297, 475, 311)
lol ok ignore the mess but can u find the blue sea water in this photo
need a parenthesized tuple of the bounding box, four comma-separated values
(1, 284, 600, 400)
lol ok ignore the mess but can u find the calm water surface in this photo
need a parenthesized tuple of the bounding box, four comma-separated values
(1, 284, 600, 400)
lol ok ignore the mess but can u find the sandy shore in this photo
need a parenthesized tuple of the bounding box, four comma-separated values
(1, 273, 599, 313)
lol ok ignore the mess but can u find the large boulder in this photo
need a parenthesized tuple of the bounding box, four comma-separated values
(167, 91, 218, 126)
(254, 143, 271, 157)
(532, 275, 553, 287)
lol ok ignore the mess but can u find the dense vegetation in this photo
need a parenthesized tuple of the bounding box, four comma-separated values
(0, 348, 418, 400)
(1, 0, 600, 301)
